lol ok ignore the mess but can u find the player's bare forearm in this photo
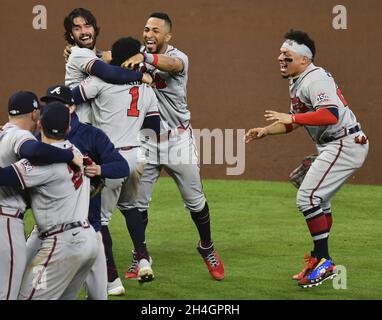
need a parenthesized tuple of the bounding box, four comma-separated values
(122, 53, 184, 73)
(154, 55, 183, 73)
(244, 122, 299, 144)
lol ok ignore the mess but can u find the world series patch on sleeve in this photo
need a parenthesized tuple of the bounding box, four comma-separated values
(289, 154, 318, 188)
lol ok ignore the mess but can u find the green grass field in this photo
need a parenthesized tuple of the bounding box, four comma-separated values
(24, 178, 382, 300)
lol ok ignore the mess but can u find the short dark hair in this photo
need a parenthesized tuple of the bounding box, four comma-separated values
(149, 12, 172, 30)
(284, 30, 316, 60)
(64, 8, 100, 45)
(110, 37, 142, 66)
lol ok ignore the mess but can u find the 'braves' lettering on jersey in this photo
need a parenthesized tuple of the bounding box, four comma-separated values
(0, 123, 36, 212)
(142, 45, 190, 130)
(80, 77, 159, 148)
(289, 63, 358, 144)
(11, 141, 90, 232)
(65, 46, 99, 123)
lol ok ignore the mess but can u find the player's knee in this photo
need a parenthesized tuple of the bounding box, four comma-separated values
(296, 189, 311, 213)
(185, 196, 206, 212)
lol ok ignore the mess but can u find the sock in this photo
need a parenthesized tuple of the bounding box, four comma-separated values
(325, 213, 333, 231)
(140, 210, 148, 232)
(100, 225, 119, 282)
(190, 202, 212, 248)
(303, 207, 330, 260)
(121, 208, 148, 259)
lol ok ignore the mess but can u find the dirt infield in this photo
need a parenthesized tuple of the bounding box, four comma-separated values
(1, 0, 380, 184)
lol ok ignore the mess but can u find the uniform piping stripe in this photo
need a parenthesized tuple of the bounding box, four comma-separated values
(6, 218, 14, 300)
(305, 210, 324, 221)
(79, 84, 88, 101)
(312, 233, 329, 241)
(85, 58, 98, 74)
(309, 140, 343, 207)
(11, 164, 27, 190)
(145, 112, 160, 117)
(298, 68, 320, 84)
(302, 206, 321, 217)
(28, 236, 57, 300)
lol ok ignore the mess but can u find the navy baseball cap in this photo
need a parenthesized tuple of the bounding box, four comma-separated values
(8, 91, 40, 116)
(40, 102, 70, 137)
(40, 85, 75, 105)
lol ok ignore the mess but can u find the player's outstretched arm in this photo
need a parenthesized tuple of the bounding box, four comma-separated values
(265, 108, 338, 126)
(245, 121, 300, 144)
(90, 60, 145, 84)
(19, 140, 74, 164)
(122, 53, 184, 73)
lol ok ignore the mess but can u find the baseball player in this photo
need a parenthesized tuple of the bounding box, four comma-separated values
(72, 37, 161, 286)
(0, 102, 99, 300)
(121, 12, 225, 281)
(34, 85, 129, 299)
(245, 30, 369, 288)
(63, 7, 152, 123)
(0, 91, 83, 300)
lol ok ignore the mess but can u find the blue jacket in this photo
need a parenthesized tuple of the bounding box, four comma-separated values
(67, 113, 129, 231)
(34, 112, 129, 231)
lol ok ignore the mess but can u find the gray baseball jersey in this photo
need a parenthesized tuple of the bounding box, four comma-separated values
(0, 123, 35, 211)
(135, 45, 207, 213)
(65, 46, 100, 124)
(12, 141, 89, 231)
(142, 45, 190, 131)
(289, 63, 369, 225)
(78, 76, 158, 224)
(13, 141, 99, 300)
(79, 77, 159, 148)
(289, 63, 359, 144)
(0, 123, 35, 300)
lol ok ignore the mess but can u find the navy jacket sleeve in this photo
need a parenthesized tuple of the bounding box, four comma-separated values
(0, 166, 22, 188)
(90, 60, 143, 85)
(93, 129, 130, 179)
(19, 140, 73, 164)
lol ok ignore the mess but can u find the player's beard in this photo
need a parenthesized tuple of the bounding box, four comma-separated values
(76, 35, 97, 50)
(146, 41, 164, 54)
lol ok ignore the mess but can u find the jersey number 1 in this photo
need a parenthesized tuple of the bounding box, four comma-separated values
(127, 86, 140, 117)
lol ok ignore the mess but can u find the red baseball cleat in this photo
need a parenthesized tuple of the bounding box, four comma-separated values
(292, 254, 319, 281)
(197, 242, 225, 281)
(124, 251, 139, 279)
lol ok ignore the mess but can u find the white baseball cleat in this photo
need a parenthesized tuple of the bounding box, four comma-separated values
(107, 277, 125, 296)
(137, 258, 154, 283)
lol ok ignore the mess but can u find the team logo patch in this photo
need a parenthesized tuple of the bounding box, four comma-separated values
(291, 97, 309, 113)
(20, 159, 33, 173)
(316, 93, 330, 104)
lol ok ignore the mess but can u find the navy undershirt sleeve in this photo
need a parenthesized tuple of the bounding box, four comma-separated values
(91, 60, 143, 84)
(0, 166, 22, 188)
(19, 140, 73, 164)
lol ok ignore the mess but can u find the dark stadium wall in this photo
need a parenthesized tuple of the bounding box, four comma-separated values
(1, 0, 380, 184)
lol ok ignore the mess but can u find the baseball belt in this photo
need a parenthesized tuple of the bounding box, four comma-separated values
(0, 207, 25, 220)
(39, 220, 90, 239)
(321, 124, 361, 143)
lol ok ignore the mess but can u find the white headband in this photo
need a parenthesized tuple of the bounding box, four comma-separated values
(281, 39, 313, 59)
